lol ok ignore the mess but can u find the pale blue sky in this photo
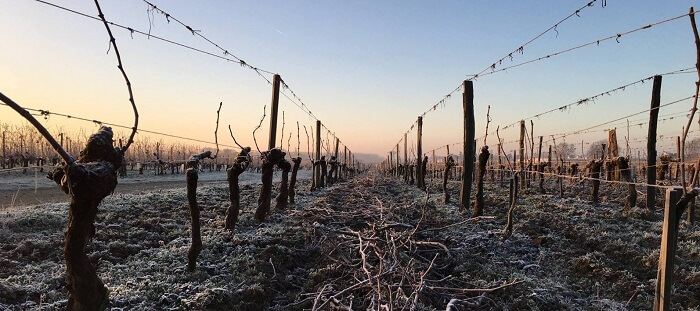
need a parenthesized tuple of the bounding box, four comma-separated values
(1, 0, 699, 159)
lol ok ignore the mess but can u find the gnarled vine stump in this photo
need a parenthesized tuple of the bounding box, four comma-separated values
(328, 156, 338, 185)
(616, 156, 637, 210)
(319, 156, 327, 188)
(255, 149, 286, 221)
(289, 157, 302, 204)
(184, 150, 212, 272)
(586, 160, 604, 204)
(275, 159, 291, 209)
(186, 168, 201, 272)
(420, 156, 428, 190)
(48, 126, 121, 310)
(537, 162, 548, 194)
(503, 173, 520, 239)
(657, 152, 671, 181)
(309, 160, 316, 191)
(473, 146, 490, 217)
(442, 156, 455, 204)
(225, 147, 251, 231)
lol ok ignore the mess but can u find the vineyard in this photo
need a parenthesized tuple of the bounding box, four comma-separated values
(2, 0, 700, 310)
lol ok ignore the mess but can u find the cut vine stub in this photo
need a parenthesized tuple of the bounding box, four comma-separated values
(473, 146, 490, 217)
(586, 159, 604, 204)
(442, 156, 455, 204)
(225, 147, 251, 231)
(256, 149, 286, 221)
(289, 157, 302, 204)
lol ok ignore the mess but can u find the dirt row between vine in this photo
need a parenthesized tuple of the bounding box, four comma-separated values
(1, 174, 699, 310)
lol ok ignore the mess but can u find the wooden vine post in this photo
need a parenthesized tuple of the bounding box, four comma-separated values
(432, 150, 436, 179)
(519, 120, 526, 189)
(421, 155, 428, 188)
(608, 128, 620, 181)
(2, 131, 5, 169)
(498, 141, 504, 186)
(459, 80, 475, 213)
(344, 145, 348, 179)
(404, 133, 408, 184)
(654, 187, 683, 311)
(537, 136, 546, 193)
(676, 136, 681, 181)
(332, 137, 340, 182)
(315, 120, 322, 187)
(395, 144, 399, 178)
(416, 116, 424, 190)
(647, 75, 662, 210)
(653, 15, 700, 309)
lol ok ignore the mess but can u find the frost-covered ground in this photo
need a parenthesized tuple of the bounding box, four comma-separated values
(0, 168, 310, 207)
(0, 168, 311, 191)
(1, 174, 699, 310)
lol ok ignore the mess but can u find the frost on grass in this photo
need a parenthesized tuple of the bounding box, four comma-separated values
(0, 174, 699, 310)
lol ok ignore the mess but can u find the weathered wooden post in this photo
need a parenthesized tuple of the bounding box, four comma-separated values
(421, 155, 428, 188)
(416, 116, 424, 190)
(395, 144, 400, 178)
(404, 133, 408, 183)
(608, 129, 620, 181)
(472, 139, 477, 182)
(344, 145, 348, 179)
(689, 198, 696, 223)
(647, 75, 662, 210)
(676, 136, 681, 181)
(1, 131, 5, 169)
(447, 145, 452, 179)
(654, 187, 682, 311)
(315, 120, 322, 186)
(498, 142, 503, 186)
(519, 120, 526, 189)
(537, 136, 545, 193)
(459, 80, 475, 213)
(529, 121, 535, 185)
(432, 150, 436, 179)
(333, 137, 340, 182)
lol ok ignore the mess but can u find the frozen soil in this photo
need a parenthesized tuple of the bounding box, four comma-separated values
(0, 169, 310, 207)
(0, 174, 699, 310)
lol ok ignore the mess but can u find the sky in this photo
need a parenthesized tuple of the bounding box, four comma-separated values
(1, 0, 700, 161)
